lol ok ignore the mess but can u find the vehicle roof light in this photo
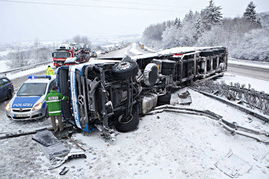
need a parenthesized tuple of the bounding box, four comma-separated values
(28, 75, 51, 80)
(173, 53, 183, 58)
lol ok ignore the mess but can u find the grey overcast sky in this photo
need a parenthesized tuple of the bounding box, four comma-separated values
(0, 0, 268, 43)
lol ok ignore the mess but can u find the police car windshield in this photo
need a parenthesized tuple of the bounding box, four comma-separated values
(17, 83, 47, 96)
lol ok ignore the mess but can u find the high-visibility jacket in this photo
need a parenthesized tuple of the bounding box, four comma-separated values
(45, 90, 68, 116)
(46, 67, 55, 76)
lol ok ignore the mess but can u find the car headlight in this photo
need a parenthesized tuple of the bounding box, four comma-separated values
(5, 102, 11, 112)
(33, 102, 43, 111)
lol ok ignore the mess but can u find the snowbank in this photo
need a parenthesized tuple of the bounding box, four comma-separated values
(6, 63, 53, 80)
(0, 60, 10, 73)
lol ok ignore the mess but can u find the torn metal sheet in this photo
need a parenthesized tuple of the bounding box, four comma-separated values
(32, 130, 70, 160)
(215, 151, 252, 178)
(32, 130, 59, 147)
(49, 151, 87, 170)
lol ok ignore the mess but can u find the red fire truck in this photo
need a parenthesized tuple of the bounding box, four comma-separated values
(52, 45, 75, 67)
(52, 44, 92, 67)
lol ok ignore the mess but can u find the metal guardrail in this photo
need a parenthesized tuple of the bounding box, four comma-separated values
(0, 60, 52, 76)
(193, 80, 269, 117)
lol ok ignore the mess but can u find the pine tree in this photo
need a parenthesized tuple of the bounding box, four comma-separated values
(243, 1, 261, 25)
(201, 0, 223, 30)
(174, 18, 181, 28)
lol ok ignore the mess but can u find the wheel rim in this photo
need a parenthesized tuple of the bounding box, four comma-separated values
(117, 62, 131, 70)
(118, 114, 133, 124)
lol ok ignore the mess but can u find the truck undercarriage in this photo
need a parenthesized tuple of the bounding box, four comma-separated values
(56, 46, 228, 137)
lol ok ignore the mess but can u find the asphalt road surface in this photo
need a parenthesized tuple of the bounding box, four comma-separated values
(228, 63, 269, 81)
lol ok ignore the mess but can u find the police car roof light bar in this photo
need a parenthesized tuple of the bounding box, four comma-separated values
(28, 75, 52, 80)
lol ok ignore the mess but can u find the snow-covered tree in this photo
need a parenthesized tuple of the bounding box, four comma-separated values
(200, 0, 223, 30)
(142, 0, 268, 61)
(243, 1, 261, 26)
(162, 26, 180, 48)
(7, 48, 29, 68)
(232, 28, 269, 61)
(174, 18, 181, 28)
(73, 35, 92, 48)
(259, 12, 269, 30)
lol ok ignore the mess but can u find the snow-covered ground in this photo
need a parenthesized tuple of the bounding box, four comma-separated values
(4, 63, 53, 80)
(3, 89, 266, 178)
(0, 60, 10, 73)
(219, 72, 269, 93)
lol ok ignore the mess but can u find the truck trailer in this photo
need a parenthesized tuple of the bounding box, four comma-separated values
(56, 46, 228, 137)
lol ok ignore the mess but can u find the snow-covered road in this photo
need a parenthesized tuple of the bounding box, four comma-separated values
(227, 58, 269, 81)
(0, 44, 268, 179)
(99, 43, 148, 58)
(1, 89, 268, 178)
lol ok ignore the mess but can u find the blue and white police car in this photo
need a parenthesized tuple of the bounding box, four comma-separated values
(6, 75, 56, 120)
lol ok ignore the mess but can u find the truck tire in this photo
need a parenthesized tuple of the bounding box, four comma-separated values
(112, 60, 138, 80)
(115, 104, 140, 132)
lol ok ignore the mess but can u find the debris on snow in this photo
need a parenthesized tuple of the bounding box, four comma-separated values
(177, 90, 192, 105)
(32, 130, 70, 160)
(215, 150, 252, 178)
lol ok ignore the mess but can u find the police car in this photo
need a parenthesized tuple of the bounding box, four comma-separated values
(6, 75, 56, 120)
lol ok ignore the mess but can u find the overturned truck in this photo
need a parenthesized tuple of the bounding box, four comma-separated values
(57, 46, 228, 135)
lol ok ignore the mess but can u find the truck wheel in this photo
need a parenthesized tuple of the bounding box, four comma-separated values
(115, 104, 140, 132)
(112, 60, 138, 80)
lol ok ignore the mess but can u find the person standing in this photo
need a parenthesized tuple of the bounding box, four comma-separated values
(45, 86, 68, 132)
(46, 65, 55, 76)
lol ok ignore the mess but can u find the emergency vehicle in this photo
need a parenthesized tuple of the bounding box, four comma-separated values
(52, 45, 75, 67)
(6, 75, 56, 120)
(52, 44, 91, 67)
